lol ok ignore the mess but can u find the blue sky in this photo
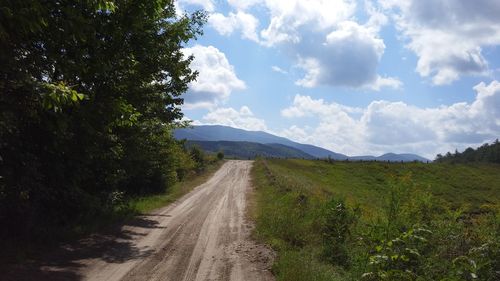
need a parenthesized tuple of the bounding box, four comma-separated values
(176, 0, 500, 158)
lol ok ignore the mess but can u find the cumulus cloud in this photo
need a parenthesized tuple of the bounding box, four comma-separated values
(281, 94, 363, 118)
(182, 45, 246, 109)
(209, 11, 260, 42)
(206, 0, 400, 90)
(280, 81, 500, 158)
(177, 0, 215, 12)
(227, 0, 263, 11)
(294, 21, 401, 89)
(381, 0, 500, 85)
(259, 0, 400, 90)
(259, 0, 356, 45)
(198, 106, 268, 131)
(271, 65, 288, 74)
(365, 0, 388, 32)
(370, 76, 403, 91)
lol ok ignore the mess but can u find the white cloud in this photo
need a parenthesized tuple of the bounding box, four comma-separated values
(271, 65, 288, 74)
(209, 11, 260, 42)
(262, 1, 399, 90)
(370, 76, 403, 91)
(198, 106, 268, 131)
(365, 0, 388, 32)
(227, 0, 263, 10)
(206, 0, 399, 90)
(280, 125, 309, 141)
(280, 81, 500, 158)
(294, 21, 401, 89)
(259, 0, 356, 46)
(182, 45, 246, 109)
(382, 0, 500, 85)
(177, 0, 215, 12)
(281, 94, 362, 118)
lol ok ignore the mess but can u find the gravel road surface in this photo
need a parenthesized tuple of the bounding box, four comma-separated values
(3, 160, 274, 281)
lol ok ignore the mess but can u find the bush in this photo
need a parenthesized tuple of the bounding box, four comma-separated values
(217, 151, 224, 160)
(190, 145, 206, 171)
(362, 226, 432, 280)
(321, 198, 359, 267)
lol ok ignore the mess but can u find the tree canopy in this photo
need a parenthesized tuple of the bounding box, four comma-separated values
(0, 0, 206, 240)
(435, 140, 500, 163)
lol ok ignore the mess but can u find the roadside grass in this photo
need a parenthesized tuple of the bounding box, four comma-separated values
(251, 159, 500, 281)
(129, 160, 224, 214)
(75, 160, 225, 236)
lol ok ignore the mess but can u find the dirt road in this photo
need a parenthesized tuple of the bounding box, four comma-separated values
(6, 160, 274, 281)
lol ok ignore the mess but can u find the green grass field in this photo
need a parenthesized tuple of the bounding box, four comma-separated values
(266, 159, 500, 214)
(251, 159, 500, 281)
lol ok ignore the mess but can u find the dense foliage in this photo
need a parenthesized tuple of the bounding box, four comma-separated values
(0, 0, 206, 241)
(252, 159, 500, 281)
(436, 140, 500, 163)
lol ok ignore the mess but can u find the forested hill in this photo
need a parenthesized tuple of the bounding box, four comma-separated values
(175, 125, 349, 159)
(186, 140, 315, 159)
(435, 140, 500, 163)
(175, 125, 430, 162)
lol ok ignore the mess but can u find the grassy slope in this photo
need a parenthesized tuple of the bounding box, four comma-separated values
(251, 159, 500, 281)
(266, 159, 500, 214)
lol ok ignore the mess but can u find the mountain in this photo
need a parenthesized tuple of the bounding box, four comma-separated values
(377, 153, 429, 162)
(175, 125, 287, 144)
(186, 140, 315, 159)
(349, 155, 377, 161)
(175, 125, 429, 162)
(293, 143, 348, 160)
(175, 125, 348, 159)
(350, 153, 429, 162)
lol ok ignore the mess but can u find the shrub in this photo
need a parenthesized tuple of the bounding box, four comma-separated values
(217, 151, 224, 160)
(362, 226, 432, 280)
(321, 198, 359, 267)
(190, 145, 206, 170)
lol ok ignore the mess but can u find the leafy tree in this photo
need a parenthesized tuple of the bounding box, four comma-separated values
(0, 0, 205, 239)
(217, 151, 224, 160)
(435, 140, 500, 164)
(435, 154, 443, 161)
(190, 145, 206, 170)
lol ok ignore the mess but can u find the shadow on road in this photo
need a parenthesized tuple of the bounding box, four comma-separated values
(1, 215, 164, 281)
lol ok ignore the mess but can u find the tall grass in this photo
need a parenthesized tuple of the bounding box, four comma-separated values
(251, 159, 500, 281)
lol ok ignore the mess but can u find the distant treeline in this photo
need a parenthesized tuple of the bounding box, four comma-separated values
(435, 139, 500, 163)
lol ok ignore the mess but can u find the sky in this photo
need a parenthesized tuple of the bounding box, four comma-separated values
(175, 0, 500, 159)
